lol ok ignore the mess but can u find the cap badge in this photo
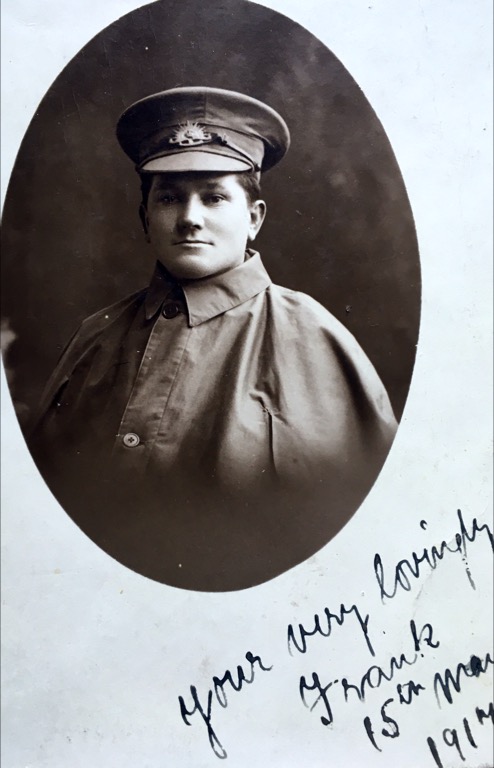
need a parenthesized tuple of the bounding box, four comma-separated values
(169, 121, 213, 147)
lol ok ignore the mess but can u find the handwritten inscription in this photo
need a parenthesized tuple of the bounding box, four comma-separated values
(360, 647, 494, 755)
(287, 601, 374, 657)
(177, 509, 493, 763)
(427, 702, 494, 767)
(434, 651, 494, 706)
(178, 650, 273, 759)
(299, 618, 439, 738)
(374, 509, 493, 600)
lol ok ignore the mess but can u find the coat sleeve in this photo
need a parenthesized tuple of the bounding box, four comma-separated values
(29, 323, 88, 436)
(264, 287, 398, 497)
(29, 289, 147, 437)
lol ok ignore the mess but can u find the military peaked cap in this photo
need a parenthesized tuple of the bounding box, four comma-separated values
(116, 86, 290, 175)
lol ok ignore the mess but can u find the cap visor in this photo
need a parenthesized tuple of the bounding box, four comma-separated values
(140, 150, 252, 173)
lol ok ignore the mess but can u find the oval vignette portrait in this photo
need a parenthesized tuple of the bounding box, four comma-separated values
(1, 0, 420, 592)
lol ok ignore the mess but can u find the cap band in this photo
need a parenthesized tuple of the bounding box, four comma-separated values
(137, 123, 263, 173)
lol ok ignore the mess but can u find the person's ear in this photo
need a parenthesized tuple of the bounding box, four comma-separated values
(139, 203, 151, 243)
(248, 200, 266, 242)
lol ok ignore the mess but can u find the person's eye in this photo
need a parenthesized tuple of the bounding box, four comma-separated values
(156, 193, 178, 204)
(205, 194, 226, 204)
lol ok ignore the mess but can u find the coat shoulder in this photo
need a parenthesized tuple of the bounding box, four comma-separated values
(59, 288, 147, 357)
(77, 288, 146, 338)
(266, 283, 397, 425)
(267, 283, 357, 344)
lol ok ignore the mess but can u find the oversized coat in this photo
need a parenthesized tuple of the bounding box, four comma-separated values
(29, 251, 397, 590)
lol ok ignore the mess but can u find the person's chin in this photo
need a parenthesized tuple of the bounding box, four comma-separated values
(164, 252, 217, 280)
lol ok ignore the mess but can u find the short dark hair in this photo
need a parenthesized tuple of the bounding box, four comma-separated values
(139, 171, 262, 208)
(235, 172, 262, 205)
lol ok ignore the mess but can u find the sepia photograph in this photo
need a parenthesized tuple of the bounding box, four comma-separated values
(1, 0, 419, 590)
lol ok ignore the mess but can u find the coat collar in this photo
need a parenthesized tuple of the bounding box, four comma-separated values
(144, 250, 272, 326)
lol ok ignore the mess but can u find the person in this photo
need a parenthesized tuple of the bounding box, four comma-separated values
(29, 86, 397, 591)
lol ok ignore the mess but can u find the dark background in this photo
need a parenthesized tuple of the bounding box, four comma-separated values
(1, 0, 420, 427)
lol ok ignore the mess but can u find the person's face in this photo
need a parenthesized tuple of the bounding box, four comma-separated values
(142, 172, 266, 280)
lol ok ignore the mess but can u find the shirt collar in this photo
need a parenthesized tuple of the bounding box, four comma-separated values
(144, 250, 272, 326)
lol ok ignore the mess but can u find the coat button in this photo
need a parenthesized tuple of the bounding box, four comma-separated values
(122, 432, 140, 447)
(162, 302, 180, 319)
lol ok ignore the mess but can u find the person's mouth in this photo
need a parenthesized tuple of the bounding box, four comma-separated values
(174, 239, 211, 245)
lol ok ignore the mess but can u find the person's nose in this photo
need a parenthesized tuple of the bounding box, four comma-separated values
(177, 194, 204, 230)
